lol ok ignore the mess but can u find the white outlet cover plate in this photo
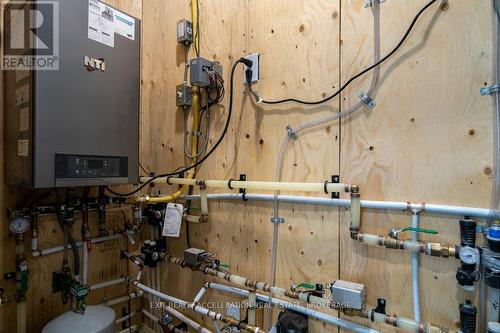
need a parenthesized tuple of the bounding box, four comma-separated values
(243, 53, 259, 83)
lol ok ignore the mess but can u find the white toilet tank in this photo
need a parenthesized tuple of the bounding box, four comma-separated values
(42, 305, 115, 333)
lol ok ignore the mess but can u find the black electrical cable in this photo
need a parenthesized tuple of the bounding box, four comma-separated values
(139, 162, 151, 176)
(105, 58, 250, 197)
(249, 0, 437, 105)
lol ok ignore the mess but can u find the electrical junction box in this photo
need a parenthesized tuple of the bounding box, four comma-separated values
(176, 83, 192, 107)
(190, 57, 223, 88)
(177, 19, 193, 45)
(331, 280, 365, 310)
(3, 0, 140, 188)
(184, 248, 206, 268)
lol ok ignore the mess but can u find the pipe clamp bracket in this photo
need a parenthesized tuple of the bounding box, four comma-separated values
(271, 217, 285, 224)
(480, 83, 500, 96)
(364, 0, 386, 8)
(286, 126, 298, 140)
(358, 92, 376, 108)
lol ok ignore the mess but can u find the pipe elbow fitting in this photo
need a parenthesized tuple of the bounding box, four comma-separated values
(350, 185, 360, 194)
(350, 229, 359, 240)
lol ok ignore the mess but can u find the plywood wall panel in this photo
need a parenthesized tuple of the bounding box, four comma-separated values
(140, 0, 342, 331)
(339, 0, 492, 331)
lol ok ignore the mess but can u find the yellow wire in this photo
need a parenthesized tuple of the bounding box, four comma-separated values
(145, 0, 200, 204)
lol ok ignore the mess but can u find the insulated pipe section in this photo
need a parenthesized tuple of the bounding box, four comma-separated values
(200, 185, 209, 218)
(141, 177, 353, 195)
(208, 283, 380, 333)
(353, 233, 456, 258)
(350, 187, 361, 238)
(126, 277, 265, 333)
(368, 310, 447, 333)
(163, 254, 330, 307)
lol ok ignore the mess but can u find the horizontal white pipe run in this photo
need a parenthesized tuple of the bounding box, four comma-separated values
(32, 234, 122, 257)
(141, 177, 349, 193)
(90, 277, 126, 291)
(101, 292, 140, 307)
(116, 311, 137, 324)
(179, 193, 498, 219)
(118, 324, 139, 333)
(208, 283, 379, 333)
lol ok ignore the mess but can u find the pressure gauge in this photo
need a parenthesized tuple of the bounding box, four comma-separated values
(9, 217, 30, 234)
(459, 246, 480, 265)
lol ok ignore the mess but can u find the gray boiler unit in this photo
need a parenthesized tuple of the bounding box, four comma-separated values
(4, 0, 140, 188)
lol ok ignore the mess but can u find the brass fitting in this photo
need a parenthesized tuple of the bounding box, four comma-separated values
(384, 314, 398, 327)
(342, 308, 365, 318)
(383, 237, 404, 250)
(284, 290, 299, 299)
(427, 243, 455, 258)
(350, 185, 359, 194)
(200, 215, 209, 223)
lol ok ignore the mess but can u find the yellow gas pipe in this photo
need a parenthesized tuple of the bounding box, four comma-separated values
(145, 0, 200, 204)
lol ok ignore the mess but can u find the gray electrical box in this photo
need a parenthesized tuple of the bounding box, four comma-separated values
(177, 19, 193, 45)
(176, 83, 192, 107)
(190, 57, 223, 88)
(184, 248, 206, 269)
(331, 280, 365, 310)
(3, 0, 140, 188)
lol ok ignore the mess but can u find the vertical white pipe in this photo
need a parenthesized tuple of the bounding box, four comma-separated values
(200, 187, 209, 216)
(248, 290, 256, 326)
(212, 320, 222, 333)
(411, 212, 421, 323)
(17, 301, 26, 333)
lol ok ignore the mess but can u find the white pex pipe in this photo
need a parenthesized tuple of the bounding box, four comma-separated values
(116, 311, 137, 324)
(178, 193, 498, 219)
(90, 277, 126, 291)
(164, 306, 214, 333)
(31, 234, 122, 257)
(411, 213, 421, 323)
(207, 283, 380, 333)
(101, 292, 140, 307)
(118, 325, 139, 333)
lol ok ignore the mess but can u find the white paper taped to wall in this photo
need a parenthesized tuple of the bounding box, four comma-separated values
(18, 139, 28, 157)
(162, 203, 184, 237)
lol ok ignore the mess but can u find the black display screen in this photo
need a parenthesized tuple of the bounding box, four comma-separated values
(88, 159, 104, 169)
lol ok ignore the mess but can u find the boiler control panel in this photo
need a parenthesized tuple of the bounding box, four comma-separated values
(55, 154, 128, 179)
